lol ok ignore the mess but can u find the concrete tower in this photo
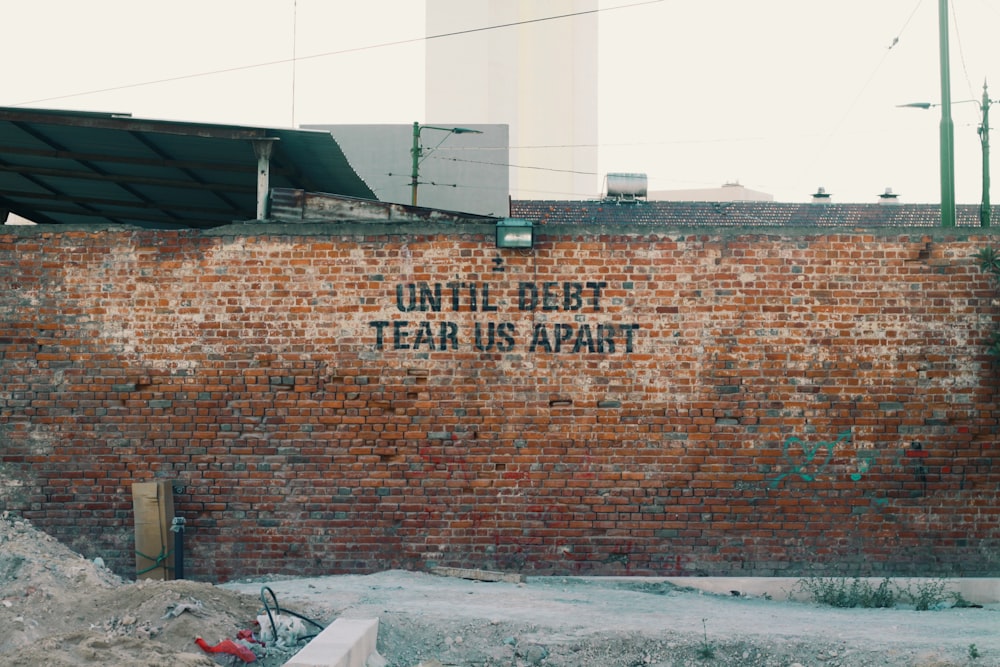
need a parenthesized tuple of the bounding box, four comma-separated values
(425, 0, 599, 200)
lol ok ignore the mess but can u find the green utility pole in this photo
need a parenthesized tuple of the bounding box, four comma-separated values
(939, 0, 956, 227)
(410, 122, 422, 207)
(900, 84, 997, 227)
(410, 122, 483, 207)
(980, 81, 991, 228)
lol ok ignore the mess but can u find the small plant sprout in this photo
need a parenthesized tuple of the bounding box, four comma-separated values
(697, 618, 715, 660)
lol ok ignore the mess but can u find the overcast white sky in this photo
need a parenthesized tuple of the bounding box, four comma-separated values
(3, 0, 999, 204)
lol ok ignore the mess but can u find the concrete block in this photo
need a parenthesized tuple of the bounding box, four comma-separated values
(283, 617, 379, 667)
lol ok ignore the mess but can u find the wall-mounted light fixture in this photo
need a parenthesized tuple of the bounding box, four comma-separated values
(495, 218, 534, 249)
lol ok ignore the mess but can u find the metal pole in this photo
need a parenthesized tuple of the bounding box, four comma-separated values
(980, 81, 991, 228)
(170, 516, 185, 580)
(410, 122, 420, 207)
(939, 0, 956, 227)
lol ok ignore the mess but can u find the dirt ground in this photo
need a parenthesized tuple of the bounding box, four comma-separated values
(1, 512, 998, 667)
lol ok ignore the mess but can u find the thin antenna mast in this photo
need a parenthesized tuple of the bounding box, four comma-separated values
(291, 0, 298, 126)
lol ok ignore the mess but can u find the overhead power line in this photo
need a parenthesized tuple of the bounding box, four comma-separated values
(14, 0, 665, 107)
(805, 0, 924, 178)
(949, 0, 975, 100)
(431, 154, 599, 177)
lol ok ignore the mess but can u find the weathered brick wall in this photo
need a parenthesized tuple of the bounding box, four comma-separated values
(1, 224, 998, 581)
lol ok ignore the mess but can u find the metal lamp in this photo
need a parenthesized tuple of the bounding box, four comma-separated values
(496, 218, 534, 249)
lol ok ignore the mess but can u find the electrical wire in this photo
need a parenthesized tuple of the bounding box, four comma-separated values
(949, 0, 976, 101)
(429, 154, 598, 177)
(804, 0, 924, 181)
(824, 0, 924, 139)
(13, 0, 665, 108)
(258, 586, 326, 644)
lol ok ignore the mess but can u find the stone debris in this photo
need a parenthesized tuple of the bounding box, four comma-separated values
(257, 611, 307, 649)
(163, 599, 206, 619)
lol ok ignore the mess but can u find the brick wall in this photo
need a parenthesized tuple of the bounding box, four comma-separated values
(1, 224, 998, 580)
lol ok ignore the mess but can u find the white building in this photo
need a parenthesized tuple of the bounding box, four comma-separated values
(648, 182, 774, 203)
(425, 0, 599, 201)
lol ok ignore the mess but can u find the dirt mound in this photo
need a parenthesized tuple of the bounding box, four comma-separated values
(0, 513, 311, 666)
(0, 511, 123, 597)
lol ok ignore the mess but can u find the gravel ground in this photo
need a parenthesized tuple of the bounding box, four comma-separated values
(2, 512, 997, 666)
(225, 570, 1000, 667)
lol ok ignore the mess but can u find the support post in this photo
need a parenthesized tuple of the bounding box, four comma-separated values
(939, 0, 956, 227)
(980, 81, 991, 228)
(252, 138, 279, 221)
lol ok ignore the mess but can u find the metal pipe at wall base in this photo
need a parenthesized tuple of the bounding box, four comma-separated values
(171, 517, 186, 580)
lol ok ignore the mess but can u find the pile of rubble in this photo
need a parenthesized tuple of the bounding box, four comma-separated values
(0, 512, 314, 666)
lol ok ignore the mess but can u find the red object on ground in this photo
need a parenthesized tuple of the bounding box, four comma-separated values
(195, 636, 257, 663)
(237, 628, 265, 646)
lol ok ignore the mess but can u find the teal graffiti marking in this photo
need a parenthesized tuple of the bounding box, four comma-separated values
(769, 430, 852, 488)
(850, 448, 877, 482)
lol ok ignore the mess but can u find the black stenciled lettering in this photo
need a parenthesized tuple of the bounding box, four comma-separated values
(542, 282, 559, 311)
(597, 323, 615, 353)
(446, 281, 464, 311)
(474, 322, 496, 351)
(481, 283, 498, 311)
(392, 281, 445, 311)
(553, 323, 574, 352)
(518, 282, 538, 311)
(518, 281, 602, 312)
(434, 281, 498, 312)
(370, 321, 389, 349)
(413, 321, 435, 349)
(476, 322, 517, 351)
(621, 323, 639, 353)
(469, 284, 479, 311)
(419, 282, 442, 312)
(497, 322, 515, 351)
(393, 321, 410, 349)
(573, 323, 595, 353)
(586, 281, 607, 311)
(563, 282, 583, 311)
(439, 322, 459, 350)
(395, 284, 416, 312)
(475, 322, 514, 352)
(528, 323, 552, 352)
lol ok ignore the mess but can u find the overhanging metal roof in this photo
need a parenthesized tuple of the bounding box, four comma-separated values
(0, 107, 376, 229)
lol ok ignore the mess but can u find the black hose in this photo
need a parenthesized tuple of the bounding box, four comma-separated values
(259, 585, 327, 644)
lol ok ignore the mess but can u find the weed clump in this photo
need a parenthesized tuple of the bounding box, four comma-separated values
(796, 577, 897, 609)
(796, 577, 954, 610)
(902, 579, 949, 611)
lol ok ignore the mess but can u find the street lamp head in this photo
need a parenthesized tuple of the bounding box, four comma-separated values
(897, 102, 935, 109)
(416, 124, 483, 136)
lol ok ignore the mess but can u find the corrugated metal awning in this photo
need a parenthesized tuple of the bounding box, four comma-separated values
(0, 107, 376, 228)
